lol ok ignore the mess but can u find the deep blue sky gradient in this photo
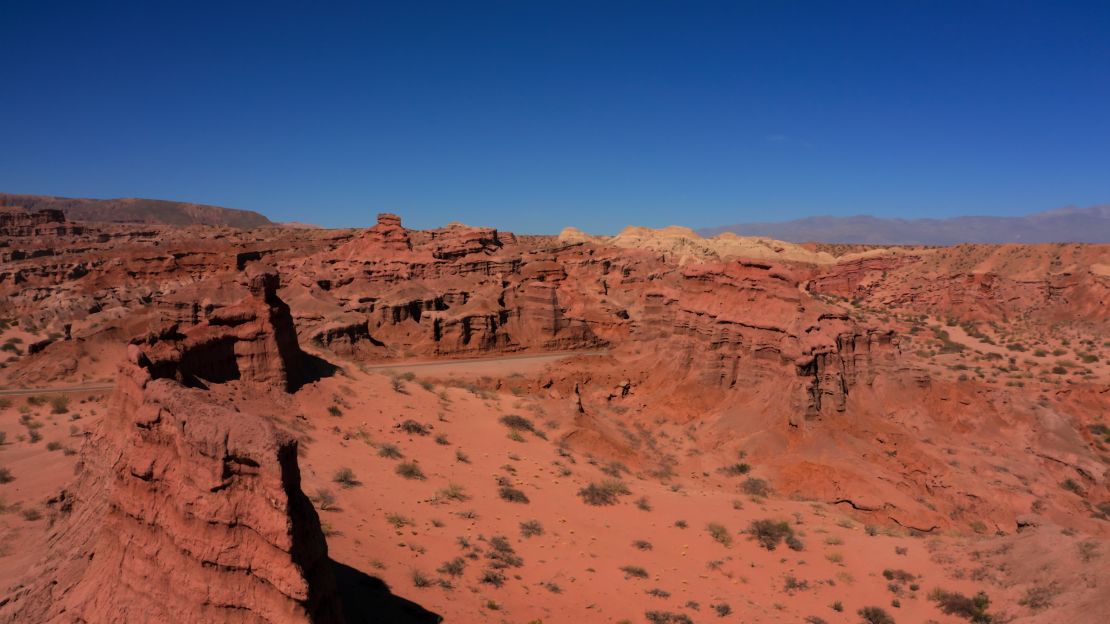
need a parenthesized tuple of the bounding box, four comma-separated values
(2, 1, 1108, 232)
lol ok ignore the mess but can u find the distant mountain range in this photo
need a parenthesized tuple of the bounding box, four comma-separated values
(0, 193, 274, 229)
(699, 205, 1110, 245)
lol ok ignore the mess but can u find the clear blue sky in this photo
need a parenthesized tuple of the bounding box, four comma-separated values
(2, 1, 1108, 232)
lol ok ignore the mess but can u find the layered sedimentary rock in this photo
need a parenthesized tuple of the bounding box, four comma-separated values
(0, 270, 343, 624)
(285, 214, 604, 359)
(0, 208, 84, 237)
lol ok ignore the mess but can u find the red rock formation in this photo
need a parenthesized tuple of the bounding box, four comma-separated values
(0, 207, 84, 237)
(0, 270, 343, 624)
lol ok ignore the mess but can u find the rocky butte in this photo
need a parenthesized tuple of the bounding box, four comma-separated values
(0, 211, 1107, 623)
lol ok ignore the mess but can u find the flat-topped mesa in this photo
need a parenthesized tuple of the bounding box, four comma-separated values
(0, 269, 344, 624)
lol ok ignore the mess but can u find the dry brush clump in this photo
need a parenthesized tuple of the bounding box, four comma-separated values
(578, 479, 631, 505)
(748, 519, 804, 551)
(928, 588, 992, 623)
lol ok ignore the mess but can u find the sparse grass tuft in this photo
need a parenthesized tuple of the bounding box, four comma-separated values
(333, 467, 359, 488)
(378, 443, 403, 459)
(706, 522, 732, 547)
(395, 462, 426, 480)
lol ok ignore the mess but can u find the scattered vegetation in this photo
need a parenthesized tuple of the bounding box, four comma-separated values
(706, 522, 732, 547)
(378, 443, 403, 459)
(332, 467, 359, 488)
(749, 519, 803, 551)
(741, 477, 771, 497)
(857, 606, 896, 624)
(578, 479, 631, 505)
(620, 565, 649, 579)
(928, 589, 992, 623)
(499, 485, 529, 503)
(311, 488, 336, 511)
(395, 462, 426, 480)
(398, 419, 430, 435)
(437, 557, 466, 577)
(436, 483, 468, 502)
(520, 520, 544, 537)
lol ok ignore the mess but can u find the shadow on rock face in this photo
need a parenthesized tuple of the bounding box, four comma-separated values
(330, 559, 444, 624)
(295, 351, 341, 390)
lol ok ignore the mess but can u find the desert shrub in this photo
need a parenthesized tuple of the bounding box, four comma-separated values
(632, 539, 653, 551)
(718, 462, 751, 476)
(1061, 478, 1084, 494)
(434, 434, 449, 445)
(411, 569, 432, 588)
(646, 588, 670, 598)
(327, 405, 343, 417)
(542, 581, 562, 593)
(578, 479, 630, 505)
(1018, 584, 1058, 611)
(858, 606, 896, 624)
(438, 557, 466, 577)
(437, 483, 468, 502)
(312, 488, 337, 511)
(499, 486, 529, 503)
(674, 520, 688, 529)
(49, 396, 69, 414)
(600, 461, 627, 477)
(520, 520, 544, 537)
(706, 522, 732, 547)
(485, 535, 523, 569)
(928, 589, 992, 623)
(22, 508, 43, 521)
(645, 612, 693, 624)
(46, 441, 62, 451)
(741, 477, 771, 496)
(499, 414, 535, 432)
(0, 467, 13, 484)
(712, 602, 732, 616)
(635, 496, 652, 511)
(398, 419, 429, 435)
(749, 519, 798, 551)
(455, 448, 470, 463)
(378, 443, 403, 459)
(620, 565, 649, 579)
(333, 467, 359, 488)
(395, 462, 425, 480)
(882, 569, 916, 584)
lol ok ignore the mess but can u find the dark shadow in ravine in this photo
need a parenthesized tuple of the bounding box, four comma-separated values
(330, 559, 444, 623)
